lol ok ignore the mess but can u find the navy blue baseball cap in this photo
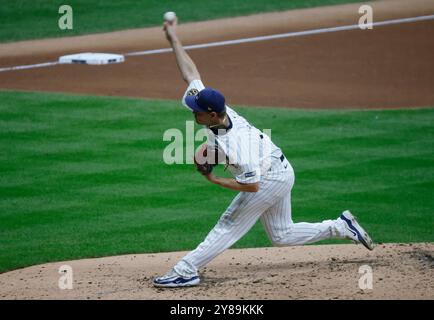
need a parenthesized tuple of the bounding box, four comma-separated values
(185, 87, 226, 113)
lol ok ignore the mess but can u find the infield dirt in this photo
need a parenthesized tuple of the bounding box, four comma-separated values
(0, 0, 433, 108)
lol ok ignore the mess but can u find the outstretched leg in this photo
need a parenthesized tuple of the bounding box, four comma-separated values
(260, 191, 347, 246)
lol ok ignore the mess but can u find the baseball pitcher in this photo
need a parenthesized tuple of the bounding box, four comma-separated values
(154, 18, 374, 288)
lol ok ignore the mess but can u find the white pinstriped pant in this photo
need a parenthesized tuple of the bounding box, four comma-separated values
(174, 161, 346, 277)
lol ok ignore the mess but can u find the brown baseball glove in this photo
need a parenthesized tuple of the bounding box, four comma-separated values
(195, 161, 215, 175)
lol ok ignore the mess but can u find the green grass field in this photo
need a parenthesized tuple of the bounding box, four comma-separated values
(0, 0, 370, 43)
(0, 90, 433, 273)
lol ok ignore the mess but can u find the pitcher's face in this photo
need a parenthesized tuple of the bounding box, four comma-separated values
(193, 111, 217, 126)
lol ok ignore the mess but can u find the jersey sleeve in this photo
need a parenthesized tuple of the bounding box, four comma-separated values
(182, 79, 205, 109)
(235, 166, 261, 184)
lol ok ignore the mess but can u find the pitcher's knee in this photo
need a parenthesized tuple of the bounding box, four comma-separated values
(270, 235, 290, 247)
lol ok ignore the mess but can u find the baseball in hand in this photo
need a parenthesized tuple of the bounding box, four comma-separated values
(163, 11, 176, 23)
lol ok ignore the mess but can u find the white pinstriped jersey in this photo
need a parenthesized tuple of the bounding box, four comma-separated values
(182, 80, 286, 184)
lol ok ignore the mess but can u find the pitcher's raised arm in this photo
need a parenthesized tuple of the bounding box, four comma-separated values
(163, 19, 201, 84)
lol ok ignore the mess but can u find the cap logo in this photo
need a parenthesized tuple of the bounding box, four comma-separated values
(207, 106, 212, 111)
(187, 88, 199, 96)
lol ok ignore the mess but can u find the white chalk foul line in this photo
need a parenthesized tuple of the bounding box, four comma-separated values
(1, 14, 433, 73)
(126, 14, 434, 56)
(0, 61, 59, 73)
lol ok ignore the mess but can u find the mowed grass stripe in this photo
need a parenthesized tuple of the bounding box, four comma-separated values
(0, 90, 433, 272)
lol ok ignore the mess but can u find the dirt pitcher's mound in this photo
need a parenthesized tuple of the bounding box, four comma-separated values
(0, 243, 433, 300)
